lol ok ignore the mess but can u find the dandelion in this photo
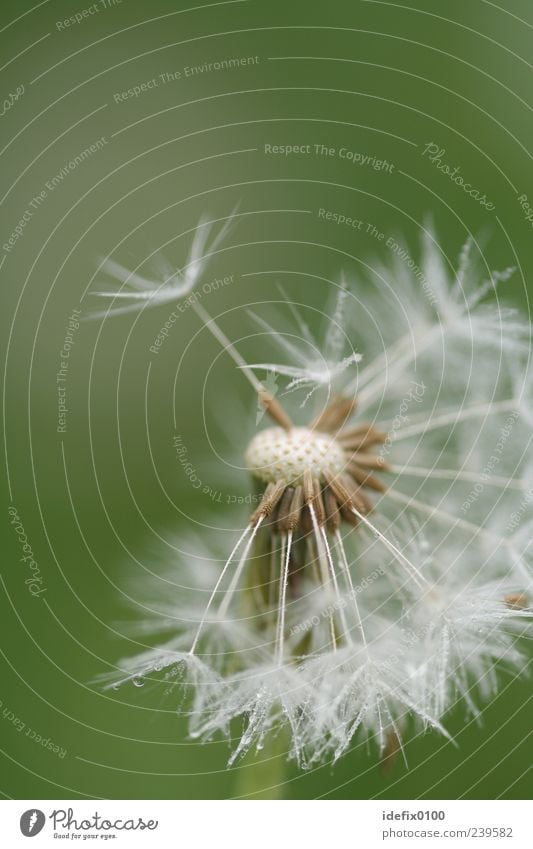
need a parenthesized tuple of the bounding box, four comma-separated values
(93, 215, 532, 771)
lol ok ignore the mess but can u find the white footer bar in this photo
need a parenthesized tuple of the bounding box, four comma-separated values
(2, 799, 530, 848)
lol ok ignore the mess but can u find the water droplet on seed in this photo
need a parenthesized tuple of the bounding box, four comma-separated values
(132, 675, 145, 687)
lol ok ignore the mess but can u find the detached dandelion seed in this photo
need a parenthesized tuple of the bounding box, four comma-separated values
(93, 214, 533, 769)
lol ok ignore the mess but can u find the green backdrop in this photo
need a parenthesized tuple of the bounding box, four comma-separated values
(1, 0, 531, 799)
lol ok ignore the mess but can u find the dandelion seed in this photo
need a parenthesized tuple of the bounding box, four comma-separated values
(245, 278, 362, 406)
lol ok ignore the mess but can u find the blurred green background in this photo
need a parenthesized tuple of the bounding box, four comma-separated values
(1, 0, 531, 800)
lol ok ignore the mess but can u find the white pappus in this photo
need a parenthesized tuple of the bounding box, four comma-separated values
(92, 215, 532, 769)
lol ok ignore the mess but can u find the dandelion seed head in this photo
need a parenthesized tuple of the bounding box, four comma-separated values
(245, 426, 346, 485)
(92, 216, 533, 770)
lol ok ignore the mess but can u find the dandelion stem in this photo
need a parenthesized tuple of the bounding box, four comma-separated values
(232, 729, 289, 799)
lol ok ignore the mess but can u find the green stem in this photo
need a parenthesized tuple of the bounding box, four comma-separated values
(231, 730, 290, 799)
